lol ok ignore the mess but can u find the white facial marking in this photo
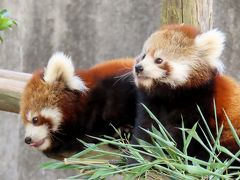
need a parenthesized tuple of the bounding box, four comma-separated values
(40, 107, 62, 132)
(38, 139, 51, 151)
(44, 52, 88, 91)
(164, 61, 191, 87)
(26, 111, 38, 122)
(26, 111, 32, 122)
(134, 77, 153, 89)
(25, 124, 50, 151)
(154, 49, 164, 58)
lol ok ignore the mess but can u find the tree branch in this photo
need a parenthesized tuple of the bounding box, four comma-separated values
(0, 69, 31, 113)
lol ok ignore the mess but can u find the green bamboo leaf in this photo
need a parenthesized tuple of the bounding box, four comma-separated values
(185, 123, 222, 164)
(216, 144, 240, 163)
(208, 124, 223, 170)
(172, 163, 227, 178)
(0, 9, 9, 18)
(197, 105, 215, 143)
(141, 103, 175, 143)
(213, 98, 219, 135)
(223, 109, 240, 147)
(153, 164, 193, 180)
(181, 127, 193, 157)
(181, 118, 188, 164)
(140, 127, 175, 147)
(137, 138, 156, 154)
(0, 18, 14, 30)
(198, 124, 213, 150)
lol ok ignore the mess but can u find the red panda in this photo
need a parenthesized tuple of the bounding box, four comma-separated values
(131, 24, 240, 162)
(20, 53, 137, 159)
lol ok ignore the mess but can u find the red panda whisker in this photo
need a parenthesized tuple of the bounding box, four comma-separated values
(49, 127, 67, 136)
(114, 71, 132, 79)
(54, 129, 67, 136)
(49, 133, 65, 144)
(48, 133, 55, 144)
(113, 72, 132, 86)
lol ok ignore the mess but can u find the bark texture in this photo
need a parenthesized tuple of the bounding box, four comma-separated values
(161, 0, 213, 31)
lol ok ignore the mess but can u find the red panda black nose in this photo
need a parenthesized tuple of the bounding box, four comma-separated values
(135, 64, 144, 74)
(25, 137, 32, 144)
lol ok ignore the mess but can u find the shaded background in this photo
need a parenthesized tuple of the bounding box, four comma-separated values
(0, 0, 239, 179)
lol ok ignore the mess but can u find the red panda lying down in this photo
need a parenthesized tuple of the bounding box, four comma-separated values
(20, 25, 240, 163)
(20, 54, 137, 159)
(131, 24, 240, 162)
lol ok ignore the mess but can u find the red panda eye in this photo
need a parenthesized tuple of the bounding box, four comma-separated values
(32, 117, 38, 125)
(155, 58, 163, 64)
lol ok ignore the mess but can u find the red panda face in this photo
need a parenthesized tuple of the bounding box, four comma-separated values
(24, 108, 62, 151)
(134, 25, 225, 89)
(21, 77, 64, 151)
(20, 52, 87, 151)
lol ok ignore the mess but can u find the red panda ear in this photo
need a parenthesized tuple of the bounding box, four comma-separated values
(43, 52, 88, 91)
(195, 29, 225, 72)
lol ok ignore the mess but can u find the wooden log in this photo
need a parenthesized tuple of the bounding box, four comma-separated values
(0, 69, 31, 82)
(160, 0, 213, 31)
(0, 70, 31, 113)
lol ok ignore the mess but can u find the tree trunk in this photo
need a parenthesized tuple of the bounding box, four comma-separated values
(161, 0, 213, 31)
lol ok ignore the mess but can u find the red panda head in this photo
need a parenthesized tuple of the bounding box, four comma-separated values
(20, 52, 87, 151)
(134, 24, 225, 89)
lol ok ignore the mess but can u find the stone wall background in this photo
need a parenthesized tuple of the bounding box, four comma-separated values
(0, 0, 239, 179)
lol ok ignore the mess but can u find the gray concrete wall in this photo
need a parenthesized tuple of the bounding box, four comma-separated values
(0, 1, 161, 179)
(213, 0, 240, 80)
(1, 0, 240, 179)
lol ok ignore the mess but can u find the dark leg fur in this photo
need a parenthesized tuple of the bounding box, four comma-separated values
(130, 80, 215, 163)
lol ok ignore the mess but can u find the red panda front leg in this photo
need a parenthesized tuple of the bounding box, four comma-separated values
(128, 107, 155, 164)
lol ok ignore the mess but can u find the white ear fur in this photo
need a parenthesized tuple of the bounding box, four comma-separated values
(195, 29, 225, 72)
(43, 52, 88, 91)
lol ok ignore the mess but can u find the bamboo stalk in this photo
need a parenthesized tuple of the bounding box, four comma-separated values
(64, 157, 120, 166)
(64, 158, 112, 165)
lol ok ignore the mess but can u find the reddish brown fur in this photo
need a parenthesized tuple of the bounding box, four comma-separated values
(161, 24, 200, 39)
(213, 75, 240, 150)
(20, 58, 134, 125)
(78, 58, 134, 88)
(21, 69, 64, 124)
(162, 62, 172, 76)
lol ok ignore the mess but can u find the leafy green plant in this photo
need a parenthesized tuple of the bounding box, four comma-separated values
(0, 9, 16, 42)
(42, 101, 240, 179)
